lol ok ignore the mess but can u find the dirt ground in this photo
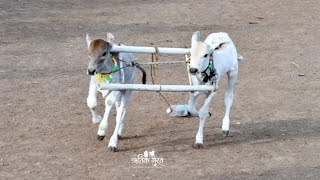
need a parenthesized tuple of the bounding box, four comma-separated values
(1, 0, 320, 179)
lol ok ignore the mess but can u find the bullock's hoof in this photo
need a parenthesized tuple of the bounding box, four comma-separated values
(117, 135, 122, 140)
(192, 143, 204, 149)
(108, 146, 117, 152)
(97, 135, 105, 141)
(222, 130, 229, 137)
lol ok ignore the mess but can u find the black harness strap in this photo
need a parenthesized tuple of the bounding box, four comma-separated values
(202, 54, 217, 84)
(110, 51, 147, 84)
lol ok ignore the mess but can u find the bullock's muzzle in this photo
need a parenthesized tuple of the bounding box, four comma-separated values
(87, 69, 96, 76)
(189, 68, 198, 74)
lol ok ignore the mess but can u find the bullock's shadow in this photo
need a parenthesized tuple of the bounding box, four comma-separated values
(163, 117, 320, 152)
(119, 117, 320, 152)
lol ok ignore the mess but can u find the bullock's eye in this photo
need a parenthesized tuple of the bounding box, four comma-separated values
(101, 52, 107, 57)
(204, 54, 208, 58)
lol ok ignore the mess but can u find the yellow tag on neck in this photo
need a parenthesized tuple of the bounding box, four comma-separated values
(97, 73, 112, 84)
(97, 73, 104, 84)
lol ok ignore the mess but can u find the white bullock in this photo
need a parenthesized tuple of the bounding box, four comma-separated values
(187, 31, 243, 148)
(86, 33, 146, 152)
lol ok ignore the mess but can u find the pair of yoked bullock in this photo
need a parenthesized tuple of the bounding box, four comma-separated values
(85, 32, 243, 152)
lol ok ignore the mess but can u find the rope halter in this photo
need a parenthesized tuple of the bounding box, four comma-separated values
(96, 54, 118, 83)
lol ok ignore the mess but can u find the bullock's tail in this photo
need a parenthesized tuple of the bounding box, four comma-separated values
(237, 54, 244, 61)
(135, 63, 147, 84)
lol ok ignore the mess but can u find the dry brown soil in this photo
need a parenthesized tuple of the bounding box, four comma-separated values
(1, 0, 320, 179)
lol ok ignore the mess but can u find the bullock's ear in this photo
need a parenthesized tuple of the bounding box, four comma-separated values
(106, 33, 115, 44)
(191, 31, 200, 47)
(86, 33, 92, 49)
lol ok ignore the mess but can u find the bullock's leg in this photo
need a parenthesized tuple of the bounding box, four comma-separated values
(117, 91, 132, 139)
(108, 91, 131, 152)
(96, 91, 120, 141)
(114, 99, 121, 139)
(222, 73, 237, 137)
(187, 92, 200, 117)
(193, 91, 217, 149)
(87, 78, 102, 124)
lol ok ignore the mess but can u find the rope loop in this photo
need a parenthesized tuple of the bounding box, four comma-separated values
(150, 47, 171, 110)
